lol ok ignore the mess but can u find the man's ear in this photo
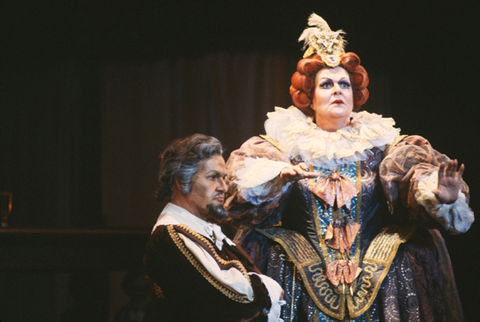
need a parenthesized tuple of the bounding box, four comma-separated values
(173, 177, 190, 196)
(174, 177, 182, 194)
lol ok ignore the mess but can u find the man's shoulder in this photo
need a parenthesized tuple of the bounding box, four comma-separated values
(152, 223, 198, 237)
(150, 223, 171, 237)
(147, 225, 175, 249)
(150, 223, 209, 249)
(145, 224, 199, 264)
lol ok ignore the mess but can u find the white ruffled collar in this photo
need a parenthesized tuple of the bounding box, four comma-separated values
(264, 106, 400, 169)
(153, 203, 235, 249)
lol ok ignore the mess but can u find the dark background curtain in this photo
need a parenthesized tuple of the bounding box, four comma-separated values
(1, 1, 478, 321)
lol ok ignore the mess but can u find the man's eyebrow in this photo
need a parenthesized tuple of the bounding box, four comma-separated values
(206, 169, 226, 176)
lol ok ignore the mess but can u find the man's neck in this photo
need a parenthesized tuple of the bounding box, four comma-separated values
(170, 194, 206, 221)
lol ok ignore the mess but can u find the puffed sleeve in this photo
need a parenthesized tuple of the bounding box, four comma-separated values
(379, 135, 474, 234)
(225, 136, 293, 227)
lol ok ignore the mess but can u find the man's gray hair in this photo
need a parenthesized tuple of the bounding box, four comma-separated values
(155, 134, 224, 202)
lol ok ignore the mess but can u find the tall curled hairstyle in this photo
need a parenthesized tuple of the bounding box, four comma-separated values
(289, 52, 369, 115)
(155, 134, 223, 202)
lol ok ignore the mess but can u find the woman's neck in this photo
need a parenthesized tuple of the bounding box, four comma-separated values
(315, 117, 350, 132)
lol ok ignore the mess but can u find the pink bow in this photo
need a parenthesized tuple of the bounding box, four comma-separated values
(326, 259, 362, 287)
(310, 172, 358, 209)
(325, 217, 361, 254)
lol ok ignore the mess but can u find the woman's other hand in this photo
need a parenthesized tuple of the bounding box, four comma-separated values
(432, 160, 464, 204)
(280, 163, 319, 183)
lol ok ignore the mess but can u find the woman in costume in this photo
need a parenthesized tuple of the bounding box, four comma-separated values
(225, 13, 474, 322)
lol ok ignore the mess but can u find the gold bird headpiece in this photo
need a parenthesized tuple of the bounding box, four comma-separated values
(299, 13, 346, 67)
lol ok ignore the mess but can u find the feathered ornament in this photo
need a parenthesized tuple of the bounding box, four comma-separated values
(298, 13, 346, 67)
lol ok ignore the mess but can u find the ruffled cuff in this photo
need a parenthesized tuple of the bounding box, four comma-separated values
(250, 273, 285, 322)
(235, 157, 291, 206)
(415, 171, 474, 234)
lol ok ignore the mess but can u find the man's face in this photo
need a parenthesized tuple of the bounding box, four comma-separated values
(186, 155, 228, 221)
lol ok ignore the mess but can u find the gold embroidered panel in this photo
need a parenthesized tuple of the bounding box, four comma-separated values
(256, 225, 415, 319)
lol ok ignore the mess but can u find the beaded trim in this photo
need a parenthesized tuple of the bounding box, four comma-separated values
(167, 224, 253, 303)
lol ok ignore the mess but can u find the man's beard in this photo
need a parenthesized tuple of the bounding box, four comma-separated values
(206, 203, 229, 224)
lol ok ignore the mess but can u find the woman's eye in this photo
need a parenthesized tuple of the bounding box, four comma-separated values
(320, 82, 332, 89)
(340, 82, 351, 89)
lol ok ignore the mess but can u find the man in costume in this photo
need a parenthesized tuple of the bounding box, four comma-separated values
(143, 133, 284, 322)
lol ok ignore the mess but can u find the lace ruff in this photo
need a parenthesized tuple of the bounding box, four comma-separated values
(264, 106, 400, 169)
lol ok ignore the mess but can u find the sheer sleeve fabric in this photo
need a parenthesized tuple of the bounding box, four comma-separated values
(379, 135, 473, 234)
(225, 136, 293, 227)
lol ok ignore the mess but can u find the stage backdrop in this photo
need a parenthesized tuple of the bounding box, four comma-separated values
(99, 51, 392, 228)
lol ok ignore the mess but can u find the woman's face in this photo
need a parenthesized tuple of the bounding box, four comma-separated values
(311, 66, 354, 131)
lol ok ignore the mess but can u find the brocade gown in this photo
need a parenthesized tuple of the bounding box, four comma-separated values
(225, 106, 474, 322)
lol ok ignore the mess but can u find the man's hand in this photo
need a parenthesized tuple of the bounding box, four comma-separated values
(432, 160, 464, 204)
(280, 162, 319, 183)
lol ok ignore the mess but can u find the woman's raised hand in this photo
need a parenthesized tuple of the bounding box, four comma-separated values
(280, 163, 319, 183)
(432, 160, 464, 204)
